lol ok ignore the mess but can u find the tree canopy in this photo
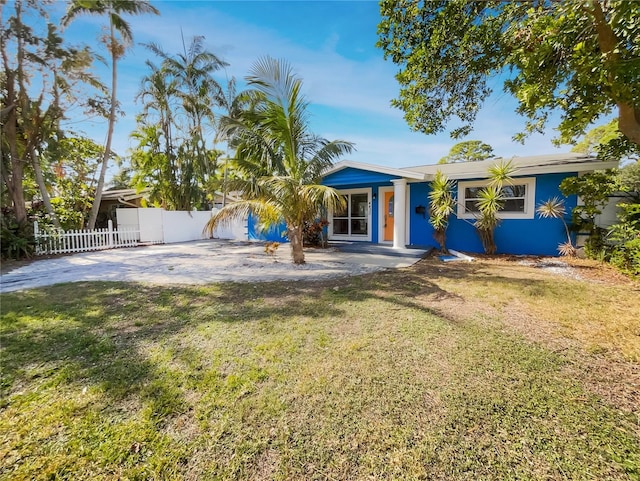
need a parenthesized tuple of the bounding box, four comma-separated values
(438, 140, 494, 164)
(377, 0, 640, 149)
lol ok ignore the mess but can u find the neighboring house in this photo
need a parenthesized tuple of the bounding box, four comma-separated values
(99, 189, 240, 228)
(321, 153, 618, 256)
(99, 189, 148, 227)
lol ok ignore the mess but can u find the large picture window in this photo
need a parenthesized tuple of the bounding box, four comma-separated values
(457, 178, 536, 220)
(330, 189, 371, 240)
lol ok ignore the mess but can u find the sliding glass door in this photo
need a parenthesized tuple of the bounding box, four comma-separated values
(329, 189, 371, 241)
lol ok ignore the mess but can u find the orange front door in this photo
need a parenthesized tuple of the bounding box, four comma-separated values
(383, 191, 394, 242)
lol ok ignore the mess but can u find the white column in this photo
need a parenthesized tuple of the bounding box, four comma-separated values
(391, 178, 407, 249)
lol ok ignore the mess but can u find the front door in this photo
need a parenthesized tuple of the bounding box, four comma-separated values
(383, 191, 394, 242)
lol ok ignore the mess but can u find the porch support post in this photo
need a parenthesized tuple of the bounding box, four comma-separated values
(391, 178, 407, 249)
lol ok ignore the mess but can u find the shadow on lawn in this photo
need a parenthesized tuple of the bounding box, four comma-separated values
(0, 260, 563, 405)
(0, 281, 348, 405)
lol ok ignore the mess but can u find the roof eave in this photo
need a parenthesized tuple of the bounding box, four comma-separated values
(424, 160, 620, 180)
(324, 160, 426, 180)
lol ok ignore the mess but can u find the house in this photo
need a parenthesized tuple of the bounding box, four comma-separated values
(320, 153, 618, 256)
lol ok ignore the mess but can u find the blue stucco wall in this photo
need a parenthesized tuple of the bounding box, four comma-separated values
(408, 173, 578, 256)
(323, 168, 401, 187)
(323, 167, 579, 256)
(247, 212, 289, 243)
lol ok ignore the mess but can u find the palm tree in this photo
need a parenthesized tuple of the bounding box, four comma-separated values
(142, 36, 227, 209)
(62, 0, 159, 229)
(428, 170, 455, 253)
(473, 160, 515, 254)
(204, 57, 354, 264)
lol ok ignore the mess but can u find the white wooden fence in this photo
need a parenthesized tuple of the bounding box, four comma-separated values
(34, 220, 143, 256)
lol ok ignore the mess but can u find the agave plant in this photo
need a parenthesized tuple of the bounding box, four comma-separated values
(537, 197, 576, 257)
(428, 170, 455, 253)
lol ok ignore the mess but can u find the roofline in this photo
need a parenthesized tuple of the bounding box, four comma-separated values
(324, 160, 426, 180)
(428, 160, 619, 180)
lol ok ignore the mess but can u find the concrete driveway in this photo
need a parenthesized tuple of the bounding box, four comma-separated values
(0, 240, 427, 293)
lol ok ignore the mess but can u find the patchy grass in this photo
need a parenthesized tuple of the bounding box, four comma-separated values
(1, 260, 639, 480)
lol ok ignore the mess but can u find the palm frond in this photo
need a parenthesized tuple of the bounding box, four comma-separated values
(488, 159, 516, 187)
(536, 197, 566, 219)
(203, 199, 281, 236)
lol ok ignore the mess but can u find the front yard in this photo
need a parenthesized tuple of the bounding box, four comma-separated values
(1, 257, 639, 480)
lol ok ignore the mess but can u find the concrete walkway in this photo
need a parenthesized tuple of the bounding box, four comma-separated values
(0, 240, 428, 293)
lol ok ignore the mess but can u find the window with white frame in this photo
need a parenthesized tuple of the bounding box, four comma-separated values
(457, 177, 536, 219)
(329, 189, 371, 239)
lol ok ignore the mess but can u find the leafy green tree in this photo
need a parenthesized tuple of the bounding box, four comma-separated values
(571, 119, 640, 165)
(63, 0, 159, 229)
(619, 162, 640, 194)
(47, 136, 103, 229)
(560, 170, 620, 256)
(428, 170, 455, 252)
(1, 0, 100, 228)
(571, 119, 621, 156)
(204, 57, 354, 264)
(439, 140, 494, 164)
(213, 76, 249, 207)
(131, 37, 227, 210)
(377, 1, 640, 149)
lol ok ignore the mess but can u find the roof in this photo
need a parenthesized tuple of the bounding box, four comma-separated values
(101, 189, 146, 201)
(323, 160, 425, 180)
(326, 153, 619, 181)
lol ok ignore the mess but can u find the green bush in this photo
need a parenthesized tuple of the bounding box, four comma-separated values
(0, 214, 35, 260)
(608, 238, 640, 277)
(605, 202, 640, 278)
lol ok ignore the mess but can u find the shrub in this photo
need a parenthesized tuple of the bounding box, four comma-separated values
(608, 238, 640, 277)
(303, 219, 329, 247)
(1, 211, 35, 260)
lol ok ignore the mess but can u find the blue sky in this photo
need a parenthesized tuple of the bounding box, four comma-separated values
(57, 0, 571, 171)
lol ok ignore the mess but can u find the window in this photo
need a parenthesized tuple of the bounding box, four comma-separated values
(330, 190, 371, 239)
(457, 178, 536, 219)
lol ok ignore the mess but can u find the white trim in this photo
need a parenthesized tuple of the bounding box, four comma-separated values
(324, 160, 425, 180)
(378, 186, 394, 244)
(391, 179, 408, 248)
(457, 177, 537, 220)
(405, 184, 411, 246)
(328, 188, 372, 242)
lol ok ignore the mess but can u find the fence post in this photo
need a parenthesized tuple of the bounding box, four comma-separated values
(108, 219, 114, 248)
(33, 221, 40, 255)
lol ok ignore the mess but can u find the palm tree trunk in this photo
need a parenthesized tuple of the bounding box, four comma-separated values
(87, 23, 117, 230)
(289, 225, 305, 264)
(31, 150, 60, 228)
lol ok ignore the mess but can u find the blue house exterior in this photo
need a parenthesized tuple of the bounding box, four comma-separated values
(321, 154, 618, 256)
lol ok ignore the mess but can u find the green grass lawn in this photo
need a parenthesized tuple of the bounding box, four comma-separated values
(1, 259, 639, 480)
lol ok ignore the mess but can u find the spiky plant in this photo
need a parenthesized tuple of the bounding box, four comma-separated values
(537, 197, 576, 257)
(474, 185, 504, 255)
(428, 170, 455, 253)
(472, 159, 515, 254)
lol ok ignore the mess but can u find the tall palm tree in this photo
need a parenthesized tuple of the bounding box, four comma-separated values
(204, 57, 354, 264)
(62, 0, 159, 229)
(428, 170, 455, 253)
(132, 60, 180, 208)
(142, 36, 227, 209)
(473, 160, 515, 254)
